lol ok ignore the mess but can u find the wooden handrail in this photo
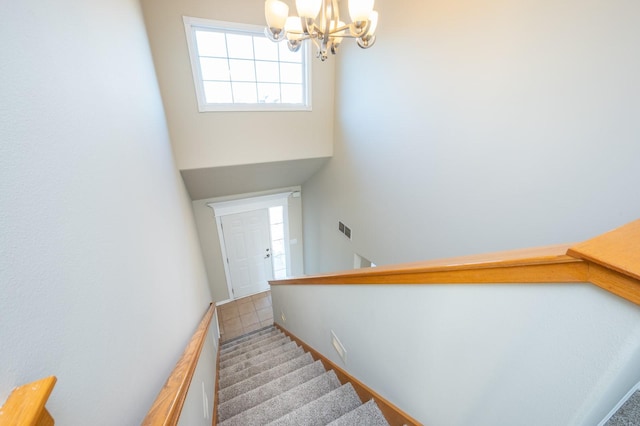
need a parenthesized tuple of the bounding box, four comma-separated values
(568, 220, 640, 281)
(270, 219, 640, 306)
(568, 219, 640, 305)
(271, 243, 587, 285)
(142, 303, 215, 426)
(0, 376, 57, 426)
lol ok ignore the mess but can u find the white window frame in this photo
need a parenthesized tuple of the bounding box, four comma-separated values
(183, 16, 312, 112)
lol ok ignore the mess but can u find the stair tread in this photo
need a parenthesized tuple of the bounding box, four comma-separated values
(218, 360, 326, 421)
(220, 328, 278, 352)
(220, 326, 275, 349)
(219, 346, 304, 389)
(219, 370, 341, 426)
(219, 352, 314, 403)
(220, 336, 291, 369)
(221, 334, 287, 362)
(265, 382, 363, 426)
(327, 399, 390, 426)
(216, 326, 395, 426)
(219, 341, 298, 377)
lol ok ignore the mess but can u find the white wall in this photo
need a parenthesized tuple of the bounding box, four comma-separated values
(0, 0, 213, 424)
(139, 0, 334, 171)
(192, 188, 305, 302)
(302, 0, 640, 273)
(272, 283, 640, 425)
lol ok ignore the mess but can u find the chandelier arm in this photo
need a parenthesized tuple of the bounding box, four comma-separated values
(290, 31, 312, 41)
(328, 24, 350, 35)
(322, 0, 331, 45)
(305, 20, 322, 38)
(301, 17, 310, 35)
(356, 35, 376, 49)
(330, 0, 340, 35)
(302, 17, 322, 37)
(349, 19, 371, 38)
(310, 36, 321, 51)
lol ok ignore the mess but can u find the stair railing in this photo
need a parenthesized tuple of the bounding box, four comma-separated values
(142, 303, 215, 426)
(271, 219, 640, 307)
(0, 376, 57, 426)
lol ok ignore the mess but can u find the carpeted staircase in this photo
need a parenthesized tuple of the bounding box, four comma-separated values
(217, 325, 390, 425)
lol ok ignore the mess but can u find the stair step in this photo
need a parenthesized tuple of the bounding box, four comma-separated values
(220, 326, 275, 349)
(221, 333, 287, 362)
(216, 326, 396, 425)
(326, 399, 390, 426)
(219, 370, 341, 426)
(219, 353, 314, 403)
(219, 336, 291, 369)
(266, 383, 363, 426)
(218, 360, 326, 422)
(219, 341, 298, 377)
(220, 327, 277, 352)
(219, 346, 304, 389)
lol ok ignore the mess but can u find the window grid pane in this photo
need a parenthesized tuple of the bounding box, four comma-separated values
(195, 30, 227, 57)
(251, 37, 259, 103)
(223, 33, 234, 103)
(192, 23, 306, 106)
(269, 207, 287, 279)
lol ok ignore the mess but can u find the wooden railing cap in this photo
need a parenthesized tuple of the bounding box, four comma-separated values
(567, 219, 640, 281)
(270, 243, 584, 285)
(0, 376, 57, 426)
(270, 219, 640, 306)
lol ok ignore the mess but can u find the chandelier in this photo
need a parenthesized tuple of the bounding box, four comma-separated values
(264, 0, 379, 61)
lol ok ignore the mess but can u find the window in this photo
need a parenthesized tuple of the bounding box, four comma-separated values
(183, 17, 311, 112)
(268, 206, 288, 280)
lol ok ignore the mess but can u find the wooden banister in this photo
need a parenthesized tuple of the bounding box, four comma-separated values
(568, 219, 640, 281)
(270, 219, 640, 306)
(142, 303, 215, 426)
(568, 219, 640, 305)
(271, 243, 587, 285)
(0, 376, 57, 426)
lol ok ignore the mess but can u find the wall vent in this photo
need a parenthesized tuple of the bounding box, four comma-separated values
(337, 221, 352, 239)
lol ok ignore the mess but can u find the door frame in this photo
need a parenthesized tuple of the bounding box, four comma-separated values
(208, 192, 292, 301)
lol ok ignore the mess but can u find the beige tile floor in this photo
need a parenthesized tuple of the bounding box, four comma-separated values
(217, 290, 273, 342)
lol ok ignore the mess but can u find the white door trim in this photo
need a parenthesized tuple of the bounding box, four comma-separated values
(208, 192, 291, 217)
(208, 192, 293, 301)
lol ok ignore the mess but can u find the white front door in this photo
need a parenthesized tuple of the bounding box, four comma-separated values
(221, 209, 273, 299)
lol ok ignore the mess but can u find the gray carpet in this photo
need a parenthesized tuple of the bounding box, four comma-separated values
(605, 389, 640, 426)
(217, 326, 390, 425)
(221, 334, 289, 362)
(219, 336, 292, 369)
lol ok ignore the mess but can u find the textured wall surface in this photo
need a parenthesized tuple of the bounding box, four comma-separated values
(139, 0, 334, 171)
(273, 283, 640, 426)
(0, 0, 212, 423)
(302, 0, 640, 273)
(294, 1, 640, 421)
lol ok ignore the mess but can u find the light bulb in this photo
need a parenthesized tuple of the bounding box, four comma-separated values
(295, 0, 322, 19)
(348, 0, 374, 22)
(365, 10, 378, 36)
(285, 16, 304, 40)
(265, 0, 289, 32)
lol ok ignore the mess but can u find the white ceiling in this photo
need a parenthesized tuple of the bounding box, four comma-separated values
(181, 157, 330, 200)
